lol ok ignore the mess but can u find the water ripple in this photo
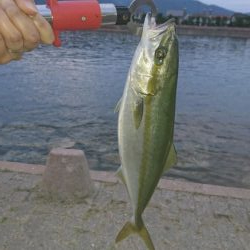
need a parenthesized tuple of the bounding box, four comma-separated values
(0, 32, 249, 188)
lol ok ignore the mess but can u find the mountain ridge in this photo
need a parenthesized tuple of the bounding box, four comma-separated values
(34, 0, 236, 15)
(98, 0, 234, 15)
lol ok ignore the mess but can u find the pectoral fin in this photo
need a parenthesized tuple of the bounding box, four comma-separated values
(163, 144, 177, 174)
(133, 96, 144, 129)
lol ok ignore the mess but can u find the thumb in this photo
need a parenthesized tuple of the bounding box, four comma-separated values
(15, 0, 38, 16)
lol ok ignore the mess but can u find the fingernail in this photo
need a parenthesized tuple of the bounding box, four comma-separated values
(25, 1, 38, 14)
(13, 54, 22, 61)
(46, 34, 56, 45)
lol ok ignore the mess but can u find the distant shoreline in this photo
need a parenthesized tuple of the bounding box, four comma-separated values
(100, 25, 250, 38)
(177, 25, 250, 38)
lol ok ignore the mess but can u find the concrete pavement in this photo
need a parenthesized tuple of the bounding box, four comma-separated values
(0, 162, 250, 250)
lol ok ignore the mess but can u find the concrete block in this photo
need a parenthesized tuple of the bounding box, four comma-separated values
(42, 148, 93, 200)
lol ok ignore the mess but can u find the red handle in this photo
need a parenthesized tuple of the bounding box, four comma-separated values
(47, 0, 102, 46)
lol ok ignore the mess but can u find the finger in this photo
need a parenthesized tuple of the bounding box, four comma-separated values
(16, 0, 55, 45)
(0, 34, 22, 64)
(14, 0, 38, 16)
(1, 0, 40, 51)
(0, 33, 6, 57)
(0, 53, 23, 64)
(0, 8, 23, 51)
(31, 13, 55, 44)
(0, 53, 13, 64)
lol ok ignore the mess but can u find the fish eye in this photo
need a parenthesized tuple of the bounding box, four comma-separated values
(154, 47, 168, 66)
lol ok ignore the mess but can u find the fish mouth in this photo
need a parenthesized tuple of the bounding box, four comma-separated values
(155, 19, 175, 33)
(144, 14, 176, 38)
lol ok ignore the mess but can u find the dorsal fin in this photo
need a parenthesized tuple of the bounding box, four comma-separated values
(114, 97, 123, 113)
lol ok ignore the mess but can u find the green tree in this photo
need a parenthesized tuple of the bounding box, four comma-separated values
(156, 13, 168, 24)
(215, 16, 221, 26)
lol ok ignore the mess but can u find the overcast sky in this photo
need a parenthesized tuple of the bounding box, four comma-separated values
(199, 0, 250, 13)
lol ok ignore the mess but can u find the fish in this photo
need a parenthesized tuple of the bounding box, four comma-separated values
(115, 13, 179, 250)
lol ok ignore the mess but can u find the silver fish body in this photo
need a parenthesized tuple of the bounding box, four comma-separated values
(116, 14, 179, 250)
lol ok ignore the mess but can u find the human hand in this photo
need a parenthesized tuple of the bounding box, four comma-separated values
(0, 0, 55, 64)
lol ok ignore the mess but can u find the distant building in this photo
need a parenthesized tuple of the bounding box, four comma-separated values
(231, 13, 250, 27)
(189, 13, 211, 26)
(166, 9, 187, 24)
(184, 11, 232, 26)
(164, 9, 250, 27)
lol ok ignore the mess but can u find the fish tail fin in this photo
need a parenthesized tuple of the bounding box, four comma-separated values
(115, 218, 155, 250)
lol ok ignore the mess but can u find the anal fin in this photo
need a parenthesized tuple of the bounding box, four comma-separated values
(163, 144, 177, 174)
(116, 166, 126, 185)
